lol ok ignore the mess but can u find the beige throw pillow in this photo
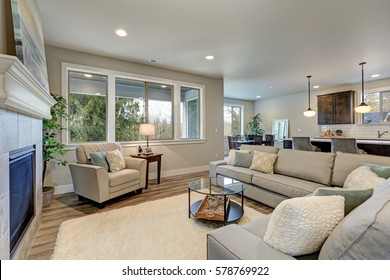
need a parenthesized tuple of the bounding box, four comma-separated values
(264, 196, 345, 256)
(249, 150, 278, 174)
(106, 150, 126, 172)
(344, 166, 386, 191)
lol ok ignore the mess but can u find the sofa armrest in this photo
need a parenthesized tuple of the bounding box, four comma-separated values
(123, 157, 147, 188)
(69, 163, 109, 203)
(207, 224, 296, 260)
(209, 160, 228, 177)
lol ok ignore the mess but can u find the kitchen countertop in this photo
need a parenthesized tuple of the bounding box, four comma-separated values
(285, 137, 390, 145)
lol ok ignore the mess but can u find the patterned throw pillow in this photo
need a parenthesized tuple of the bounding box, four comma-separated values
(249, 150, 278, 174)
(263, 196, 345, 256)
(343, 166, 386, 191)
(106, 150, 126, 172)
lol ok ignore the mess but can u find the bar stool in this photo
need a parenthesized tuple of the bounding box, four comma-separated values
(292, 137, 321, 152)
(331, 138, 366, 154)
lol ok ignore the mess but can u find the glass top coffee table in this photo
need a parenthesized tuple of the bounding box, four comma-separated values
(188, 177, 246, 224)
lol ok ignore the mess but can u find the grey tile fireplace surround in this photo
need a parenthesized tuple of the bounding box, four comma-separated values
(0, 55, 55, 260)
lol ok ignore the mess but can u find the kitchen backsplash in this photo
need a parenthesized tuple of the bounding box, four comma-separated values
(319, 124, 390, 139)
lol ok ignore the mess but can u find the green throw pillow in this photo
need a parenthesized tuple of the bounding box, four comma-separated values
(312, 187, 373, 215)
(361, 163, 390, 179)
(90, 151, 109, 171)
(233, 152, 253, 168)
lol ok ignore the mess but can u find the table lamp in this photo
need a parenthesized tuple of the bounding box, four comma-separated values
(139, 123, 155, 149)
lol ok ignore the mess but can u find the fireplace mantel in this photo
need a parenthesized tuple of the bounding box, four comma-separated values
(0, 54, 55, 119)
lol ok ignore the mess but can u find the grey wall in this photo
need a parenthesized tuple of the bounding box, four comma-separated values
(255, 77, 390, 138)
(44, 46, 224, 190)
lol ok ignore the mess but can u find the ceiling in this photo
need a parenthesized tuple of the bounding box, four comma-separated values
(36, 0, 390, 101)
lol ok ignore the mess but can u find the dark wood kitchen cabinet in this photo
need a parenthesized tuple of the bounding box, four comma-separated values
(317, 90, 355, 125)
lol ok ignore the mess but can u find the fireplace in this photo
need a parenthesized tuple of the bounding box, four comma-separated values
(9, 146, 36, 257)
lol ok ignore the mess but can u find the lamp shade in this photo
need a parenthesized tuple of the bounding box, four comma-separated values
(139, 124, 156, 136)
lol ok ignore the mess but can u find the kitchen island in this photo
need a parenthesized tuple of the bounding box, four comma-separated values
(283, 137, 390, 156)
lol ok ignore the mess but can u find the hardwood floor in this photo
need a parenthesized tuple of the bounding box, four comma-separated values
(27, 171, 273, 260)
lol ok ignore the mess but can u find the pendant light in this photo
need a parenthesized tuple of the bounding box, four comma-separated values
(354, 62, 372, 113)
(303, 75, 316, 117)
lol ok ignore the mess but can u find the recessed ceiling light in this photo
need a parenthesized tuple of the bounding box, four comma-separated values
(265, 85, 272, 88)
(161, 85, 167, 88)
(205, 55, 214, 60)
(84, 74, 92, 78)
(256, 96, 261, 99)
(371, 74, 380, 78)
(115, 29, 127, 37)
(313, 85, 320, 89)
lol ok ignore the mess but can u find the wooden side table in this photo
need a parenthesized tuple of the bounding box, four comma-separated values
(130, 153, 162, 189)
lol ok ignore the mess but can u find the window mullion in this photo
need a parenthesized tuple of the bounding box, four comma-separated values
(107, 75, 116, 142)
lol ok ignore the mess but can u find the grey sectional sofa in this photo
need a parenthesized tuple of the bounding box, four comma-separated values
(207, 176, 390, 260)
(210, 144, 390, 208)
(207, 145, 390, 259)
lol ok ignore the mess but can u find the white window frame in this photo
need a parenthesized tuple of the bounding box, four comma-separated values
(223, 103, 244, 136)
(61, 62, 205, 147)
(357, 86, 390, 125)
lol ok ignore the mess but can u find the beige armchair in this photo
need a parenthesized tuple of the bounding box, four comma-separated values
(69, 143, 147, 208)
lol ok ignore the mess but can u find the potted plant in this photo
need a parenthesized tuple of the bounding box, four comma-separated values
(246, 113, 265, 140)
(335, 129, 343, 136)
(42, 93, 69, 207)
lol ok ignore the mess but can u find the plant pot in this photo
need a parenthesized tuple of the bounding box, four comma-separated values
(42, 186, 55, 208)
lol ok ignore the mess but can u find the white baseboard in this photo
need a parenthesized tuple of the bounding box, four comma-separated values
(53, 165, 209, 195)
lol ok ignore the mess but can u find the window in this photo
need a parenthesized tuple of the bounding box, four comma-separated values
(68, 71, 107, 143)
(64, 63, 204, 144)
(115, 78, 145, 142)
(224, 105, 242, 136)
(362, 89, 390, 124)
(147, 83, 173, 139)
(180, 87, 200, 139)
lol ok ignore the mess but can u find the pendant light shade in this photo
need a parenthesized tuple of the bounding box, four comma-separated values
(303, 75, 316, 117)
(354, 62, 372, 113)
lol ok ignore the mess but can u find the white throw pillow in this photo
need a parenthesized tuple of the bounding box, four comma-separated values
(227, 149, 250, 165)
(249, 150, 278, 174)
(106, 150, 126, 172)
(344, 166, 386, 191)
(263, 196, 345, 256)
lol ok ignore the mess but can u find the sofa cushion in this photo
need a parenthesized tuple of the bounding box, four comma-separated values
(312, 187, 373, 215)
(233, 152, 253, 168)
(90, 151, 109, 171)
(332, 152, 390, 187)
(343, 166, 386, 191)
(76, 143, 122, 163)
(319, 178, 390, 260)
(106, 150, 126, 172)
(274, 149, 335, 185)
(227, 149, 251, 165)
(249, 151, 278, 174)
(252, 173, 325, 198)
(264, 196, 344, 256)
(108, 169, 140, 187)
(216, 165, 259, 184)
(239, 144, 279, 154)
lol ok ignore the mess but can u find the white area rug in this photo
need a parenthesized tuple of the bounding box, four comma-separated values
(51, 193, 264, 260)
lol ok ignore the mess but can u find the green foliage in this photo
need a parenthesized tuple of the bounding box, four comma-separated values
(115, 97, 144, 141)
(246, 113, 265, 136)
(335, 129, 343, 133)
(42, 93, 69, 185)
(69, 93, 106, 142)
